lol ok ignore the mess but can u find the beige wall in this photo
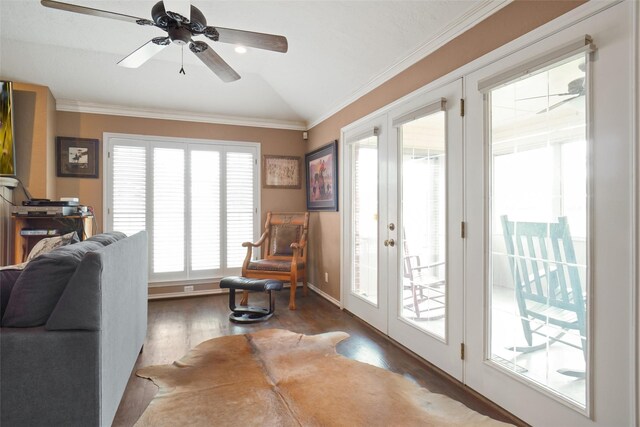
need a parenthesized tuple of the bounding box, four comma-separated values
(306, 0, 586, 300)
(12, 82, 56, 202)
(56, 112, 307, 233)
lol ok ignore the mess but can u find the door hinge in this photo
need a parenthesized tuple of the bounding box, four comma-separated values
(107, 207, 111, 214)
(108, 151, 111, 158)
(460, 221, 466, 238)
(460, 98, 465, 117)
(255, 158, 258, 166)
(460, 343, 465, 360)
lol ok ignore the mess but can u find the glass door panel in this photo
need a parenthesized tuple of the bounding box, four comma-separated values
(400, 111, 447, 338)
(350, 136, 379, 305)
(489, 53, 588, 407)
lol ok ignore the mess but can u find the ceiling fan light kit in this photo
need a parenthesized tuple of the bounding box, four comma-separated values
(40, 0, 289, 82)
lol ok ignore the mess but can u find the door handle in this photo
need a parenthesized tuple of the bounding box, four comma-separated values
(384, 239, 395, 247)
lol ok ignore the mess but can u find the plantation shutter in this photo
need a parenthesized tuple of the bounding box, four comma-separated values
(226, 150, 255, 268)
(111, 144, 147, 236)
(107, 135, 258, 282)
(190, 149, 221, 271)
(153, 146, 185, 275)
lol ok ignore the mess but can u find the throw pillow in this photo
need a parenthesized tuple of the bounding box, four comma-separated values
(1, 240, 103, 327)
(26, 231, 80, 262)
(86, 231, 127, 246)
(0, 269, 22, 319)
(0, 262, 27, 271)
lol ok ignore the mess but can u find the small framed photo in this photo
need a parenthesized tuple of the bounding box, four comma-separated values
(263, 155, 301, 189)
(305, 140, 338, 211)
(56, 137, 99, 178)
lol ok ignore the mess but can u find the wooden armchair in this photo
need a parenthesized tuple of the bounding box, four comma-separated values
(241, 212, 309, 310)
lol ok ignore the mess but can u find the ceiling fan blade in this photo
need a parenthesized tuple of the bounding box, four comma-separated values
(41, 0, 149, 25)
(536, 95, 582, 114)
(163, 0, 191, 23)
(517, 92, 572, 101)
(189, 41, 240, 83)
(118, 39, 168, 68)
(213, 27, 288, 53)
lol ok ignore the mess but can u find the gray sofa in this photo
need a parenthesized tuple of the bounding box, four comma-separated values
(0, 231, 148, 426)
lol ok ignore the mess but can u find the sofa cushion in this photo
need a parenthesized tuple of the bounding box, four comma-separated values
(1, 240, 104, 327)
(0, 269, 22, 319)
(27, 231, 80, 262)
(86, 231, 127, 246)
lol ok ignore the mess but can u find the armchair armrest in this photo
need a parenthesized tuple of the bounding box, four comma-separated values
(242, 231, 269, 270)
(290, 229, 308, 260)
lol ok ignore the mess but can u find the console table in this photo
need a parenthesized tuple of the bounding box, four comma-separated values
(12, 215, 94, 264)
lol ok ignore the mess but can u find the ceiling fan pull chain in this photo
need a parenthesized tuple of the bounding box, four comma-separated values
(179, 45, 186, 75)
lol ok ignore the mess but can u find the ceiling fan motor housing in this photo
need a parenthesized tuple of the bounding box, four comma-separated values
(151, 1, 207, 33)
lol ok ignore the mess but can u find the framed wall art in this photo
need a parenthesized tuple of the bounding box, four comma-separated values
(56, 137, 99, 178)
(305, 140, 338, 211)
(263, 155, 301, 189)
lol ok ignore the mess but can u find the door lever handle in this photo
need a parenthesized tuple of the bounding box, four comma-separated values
(384, 239, 395, 247)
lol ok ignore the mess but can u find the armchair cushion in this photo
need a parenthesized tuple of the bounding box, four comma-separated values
(270, 224, 302, 256)
(247, 259, 305, 272)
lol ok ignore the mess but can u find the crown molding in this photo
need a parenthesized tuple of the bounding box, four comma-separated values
(55, 99, 307, 131)
(307, 0, 512, 129)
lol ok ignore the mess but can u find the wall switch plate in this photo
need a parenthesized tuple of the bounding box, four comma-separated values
(324, 272, 329, 283)
(184, 285, 194, 292)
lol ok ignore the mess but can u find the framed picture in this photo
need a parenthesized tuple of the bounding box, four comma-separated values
(305, 140, 338, 211)
(56, 137, 99, 178)
(263, 155, 301, 189)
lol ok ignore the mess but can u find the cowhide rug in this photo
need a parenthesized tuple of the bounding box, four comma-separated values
(135, 329, 512, 426)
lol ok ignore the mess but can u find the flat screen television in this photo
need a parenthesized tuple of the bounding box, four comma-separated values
(1, 81, 16, 177)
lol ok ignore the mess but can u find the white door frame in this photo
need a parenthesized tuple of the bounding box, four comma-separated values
(464, 2, 634, 425)
(338, 1, 637, 425)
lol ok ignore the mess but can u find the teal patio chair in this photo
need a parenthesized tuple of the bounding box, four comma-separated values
(501, 215, 586, 377)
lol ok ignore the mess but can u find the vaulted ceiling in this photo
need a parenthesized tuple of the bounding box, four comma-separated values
(0, 0, 509, 129)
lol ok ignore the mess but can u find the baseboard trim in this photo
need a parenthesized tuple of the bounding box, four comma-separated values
(308, 282, 341, 307)
(147, 281, 342, 307)
(148, 288, 227, 300)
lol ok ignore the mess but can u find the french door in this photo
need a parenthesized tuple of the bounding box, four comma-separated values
(342, 79, 464, 379)
(464, 2, 634, 425)
(342, 2, 635, 425)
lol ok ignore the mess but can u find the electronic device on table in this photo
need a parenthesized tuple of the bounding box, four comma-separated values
(13, 198, 82, 216)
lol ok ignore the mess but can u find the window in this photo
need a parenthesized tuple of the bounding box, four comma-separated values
(487, 53, 589, 407)
(105, 134, 259, 282)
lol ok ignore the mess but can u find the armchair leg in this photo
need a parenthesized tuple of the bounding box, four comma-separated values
(289, 280, 298, 310)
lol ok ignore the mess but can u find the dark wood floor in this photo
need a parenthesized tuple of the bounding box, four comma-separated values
(113, 289, 524, 426)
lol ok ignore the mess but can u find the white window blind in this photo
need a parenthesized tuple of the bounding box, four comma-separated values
(106, 135, 258, 283)
(153, 147, 185, 274)
(191, 149, 221, 271)
(112, 145, 146, 236)
(226, 151, 255, 268)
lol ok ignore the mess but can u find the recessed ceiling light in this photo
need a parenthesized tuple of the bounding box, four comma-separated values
(235, 46, 247, 54)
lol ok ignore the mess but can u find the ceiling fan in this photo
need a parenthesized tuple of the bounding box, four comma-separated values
(40, 0, 289, 82)
(515, 61, 586, 114)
